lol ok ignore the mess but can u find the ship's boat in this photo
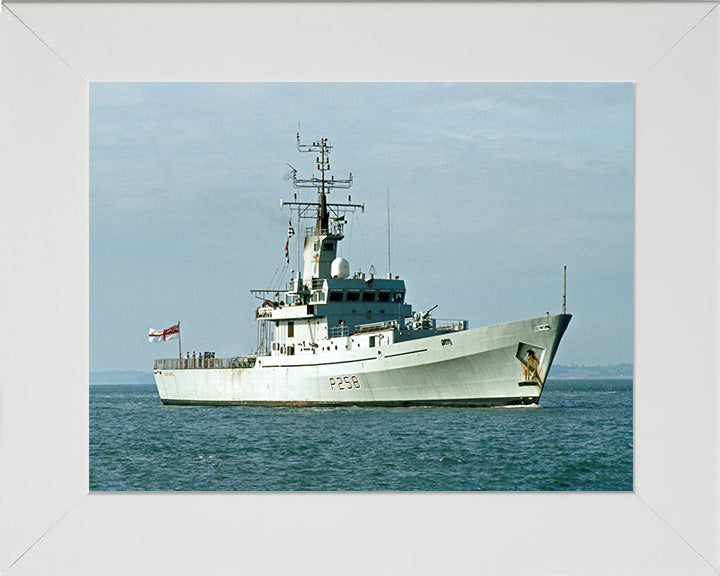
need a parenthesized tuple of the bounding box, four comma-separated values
(153, 134, 571, 406)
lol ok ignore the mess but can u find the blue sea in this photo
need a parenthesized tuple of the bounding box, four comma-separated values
(90, 379, 632, 491)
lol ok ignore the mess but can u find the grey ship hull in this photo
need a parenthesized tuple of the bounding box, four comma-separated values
(154, 313, 571, 407)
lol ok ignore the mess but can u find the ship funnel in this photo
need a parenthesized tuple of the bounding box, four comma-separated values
(331, 257, 350, 279)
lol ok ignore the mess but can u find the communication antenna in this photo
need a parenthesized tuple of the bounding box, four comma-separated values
(386, 188, 392, 279)
(283, 164, 297, 181)
(562, 265, 567, 314)
(284, 133, 355, 235)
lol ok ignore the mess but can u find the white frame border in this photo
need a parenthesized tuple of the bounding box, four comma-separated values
(1, 3, 718, 575)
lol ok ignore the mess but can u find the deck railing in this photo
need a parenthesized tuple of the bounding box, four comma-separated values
(154, 356, 257, 370)
(435, 320, 468, 332)
(352, 319, 400, 334)
(304, 223, 343, 237)
(328, 325, 352, 338)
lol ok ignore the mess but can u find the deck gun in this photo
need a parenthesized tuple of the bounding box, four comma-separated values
(413, 304, 438, 330)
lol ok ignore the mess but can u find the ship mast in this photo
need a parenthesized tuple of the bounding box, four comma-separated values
(282, 133, 361, 236)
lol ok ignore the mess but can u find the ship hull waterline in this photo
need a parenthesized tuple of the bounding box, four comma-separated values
(154, 314, 571, 407)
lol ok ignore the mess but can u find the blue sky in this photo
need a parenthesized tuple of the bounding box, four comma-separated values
(90, 82, 633, 373)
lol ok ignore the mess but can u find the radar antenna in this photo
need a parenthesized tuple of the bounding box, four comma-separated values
(281, 133, 362, 236)
(283, 164, 297, 181)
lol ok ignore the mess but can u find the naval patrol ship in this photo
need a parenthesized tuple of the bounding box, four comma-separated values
(153, 134, 571, 406)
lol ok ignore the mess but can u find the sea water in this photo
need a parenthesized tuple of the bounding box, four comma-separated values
(90, 379, 632, 491)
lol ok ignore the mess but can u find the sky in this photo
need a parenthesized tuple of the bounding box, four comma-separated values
(90, 82, 633, 373)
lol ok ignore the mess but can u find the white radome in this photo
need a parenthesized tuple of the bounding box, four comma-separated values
(331, 257, 350, 279)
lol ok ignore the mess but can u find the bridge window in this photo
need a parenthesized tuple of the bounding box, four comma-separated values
(362, 291, 376, 302)
(378, 291, 390, 302)
(346, 291, 360, 301)
(329, 291, 343, 302)
(392, 292, 405, 303)
(369, 336, 376, 347)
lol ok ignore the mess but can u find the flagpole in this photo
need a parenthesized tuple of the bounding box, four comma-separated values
(178, 321, 182, 359)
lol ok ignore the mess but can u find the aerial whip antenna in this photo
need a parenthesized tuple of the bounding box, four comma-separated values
(387, 188, 392, 279)
(562, 265, 567, 314)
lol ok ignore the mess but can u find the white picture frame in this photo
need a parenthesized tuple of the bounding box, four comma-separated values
(1, 3, 718, 574)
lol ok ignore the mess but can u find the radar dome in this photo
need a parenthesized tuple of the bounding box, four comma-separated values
(331, 257, 350, 279)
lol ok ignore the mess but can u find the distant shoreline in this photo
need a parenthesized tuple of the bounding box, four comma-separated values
(89, 363, 633, 385)
(549, 363, 633, 380)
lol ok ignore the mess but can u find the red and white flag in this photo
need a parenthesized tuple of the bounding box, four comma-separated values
(148, 324, 180, 342)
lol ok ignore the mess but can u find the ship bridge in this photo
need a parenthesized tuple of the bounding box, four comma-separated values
(254, 272, 413, 355)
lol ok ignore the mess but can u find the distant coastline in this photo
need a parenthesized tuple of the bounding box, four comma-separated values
(89, 363, 633, 385)
(90, 371, 155, 385)
(548, 362, 633, 380)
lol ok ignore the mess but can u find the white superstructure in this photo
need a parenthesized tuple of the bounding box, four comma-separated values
(153, 134, 571, 406)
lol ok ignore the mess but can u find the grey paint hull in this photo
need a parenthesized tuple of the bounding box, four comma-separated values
(154, 314, 571, 407)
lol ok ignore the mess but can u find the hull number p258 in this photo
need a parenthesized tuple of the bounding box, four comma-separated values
(330, 376, 360, 390)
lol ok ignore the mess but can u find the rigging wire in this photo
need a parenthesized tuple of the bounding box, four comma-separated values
(353, 211, 372, 274)
(267, 266, 282, 292)
(342, 208, 353, 260)
(296, 210, 302, 272)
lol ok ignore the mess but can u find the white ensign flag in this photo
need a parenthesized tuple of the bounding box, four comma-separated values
(148, 324, 180, 342)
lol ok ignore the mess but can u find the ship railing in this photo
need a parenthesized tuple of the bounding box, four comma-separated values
(304, 222, 344, 237)
(328, 325, 351, 338)
(255, 307, 274, 318)
(154, 356, 258, 370)
(282, 278, 323, 295)
(352, 319, 400, 335)
(435, 319, 469, 332)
